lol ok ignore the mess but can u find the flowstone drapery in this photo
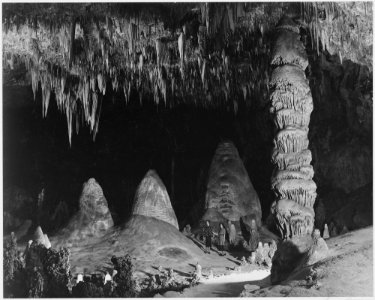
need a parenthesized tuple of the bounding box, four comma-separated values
(270, 17, 316, 240)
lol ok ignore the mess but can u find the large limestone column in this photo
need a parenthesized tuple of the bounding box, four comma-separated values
(269, 17, 316, 240)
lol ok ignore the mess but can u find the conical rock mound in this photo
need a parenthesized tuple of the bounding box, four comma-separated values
(132, 170, 179, 229)
(34, 226, 45, 244)
(205, 141, 262, 226)
(51, 178, 113, 247)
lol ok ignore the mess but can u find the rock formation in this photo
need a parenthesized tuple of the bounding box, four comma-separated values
(52, 178, 114, 247)
(33, 226, 51, 249)
(132, 170, 179, 229)
(204, 141, 262, 226)
(34, 226, 46, 245)
(270, 17, 316, 240)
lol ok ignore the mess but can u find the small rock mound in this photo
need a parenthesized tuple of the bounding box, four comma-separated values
(51, 178, 113, 247)
(33, 226, 51, 249)
(132, 170, 179, 229)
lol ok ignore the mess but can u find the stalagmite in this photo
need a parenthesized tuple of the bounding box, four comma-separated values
(203, 141, 262, 226)
(132, 170, 179, 229)
(178, 32, 185, 65)
(270, 17, 317, 240)
(51, 178, 114, 247)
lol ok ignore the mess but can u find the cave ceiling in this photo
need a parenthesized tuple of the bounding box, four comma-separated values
(2, 2, 373, 143)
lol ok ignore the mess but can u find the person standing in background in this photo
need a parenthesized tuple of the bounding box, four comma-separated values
(218, 223, 226, 255)
(228, 220, 236, 247)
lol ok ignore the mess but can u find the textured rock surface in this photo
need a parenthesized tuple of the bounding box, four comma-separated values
(205, 141, 262, 225)
(270, 17, 316, 240)
(51, 178, 113, 247)
(132, 170, 179, 229)
(243, 227, 373, 297)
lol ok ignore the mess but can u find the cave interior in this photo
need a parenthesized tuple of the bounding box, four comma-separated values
(2, 2, 373, 296)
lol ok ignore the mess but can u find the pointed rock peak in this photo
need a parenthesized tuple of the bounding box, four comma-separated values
(34, 226, 45, 244)
(79, 178, 112, 220)
(215, 140, 240, 156)
(44, 234, 51, 249)
(52, 178, 114, 248)
(205, 141, 262, 225)
(132, 169, 179, 229)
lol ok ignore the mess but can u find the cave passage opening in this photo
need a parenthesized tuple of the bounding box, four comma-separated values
(3, 80, 275, 234)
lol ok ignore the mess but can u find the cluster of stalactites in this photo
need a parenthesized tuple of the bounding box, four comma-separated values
(300, 2, 372, 66)
(3, 6, 275, 144)
(269, 16, 316, 240)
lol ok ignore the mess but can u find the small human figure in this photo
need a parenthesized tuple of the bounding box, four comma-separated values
(104, 272, 112, 285)
(323, 224, 330, 239)
(255, 242, 264, 265)
(263, 242, 270, 258)
(328, 221, 337, 237)
(183, 224, 192, 236)
(218, 223, 226, 255)
(195, 262, 202, 279)
(248, 219, 260, 251)
(76, 274, 84, 284)
(23, 240, 33, 258)
(202, 220, 214, 253)
(240, 256, 248, 266)
(269, 240, 277, 259)
(208, 269, 214, 280)
(228, 220, 236, 247)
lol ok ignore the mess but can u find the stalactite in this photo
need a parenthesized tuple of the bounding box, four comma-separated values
(270, 16, 317, 240)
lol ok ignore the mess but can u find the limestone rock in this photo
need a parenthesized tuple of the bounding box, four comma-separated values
(204, 141, 262, 226)
(44, 234, 51, 249)
(34, 226, 45, 245)
(132, 170, 179, 229)
(301, 235, 329, 267)
(79, 178, 113, 226)
(271, 30, 308, 70)
(52, 178, 113, 246)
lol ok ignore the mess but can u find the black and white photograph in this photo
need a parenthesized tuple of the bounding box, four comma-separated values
(1, 1, 373, 298)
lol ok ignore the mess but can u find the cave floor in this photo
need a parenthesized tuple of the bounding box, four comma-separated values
(248, 226, 373, 297)
(15, 226, 373, 297)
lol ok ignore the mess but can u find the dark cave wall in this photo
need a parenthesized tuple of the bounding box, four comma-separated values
(307, 51, 372, 231)
(3, 84, 259, 233)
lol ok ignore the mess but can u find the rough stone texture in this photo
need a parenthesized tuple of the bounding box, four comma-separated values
(34, 226, 46, 245)
(205, 141, 262, 226)
(301, 2, 373, 67)
(271, 236, 312, 284)
(51, 178, 114, 247)
(270, 17, 316, 240)
(132, 170, 179, 229)
(300, 234, 329, 267)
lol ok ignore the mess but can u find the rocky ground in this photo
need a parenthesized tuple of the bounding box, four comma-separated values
(242, 226, 373, 297)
